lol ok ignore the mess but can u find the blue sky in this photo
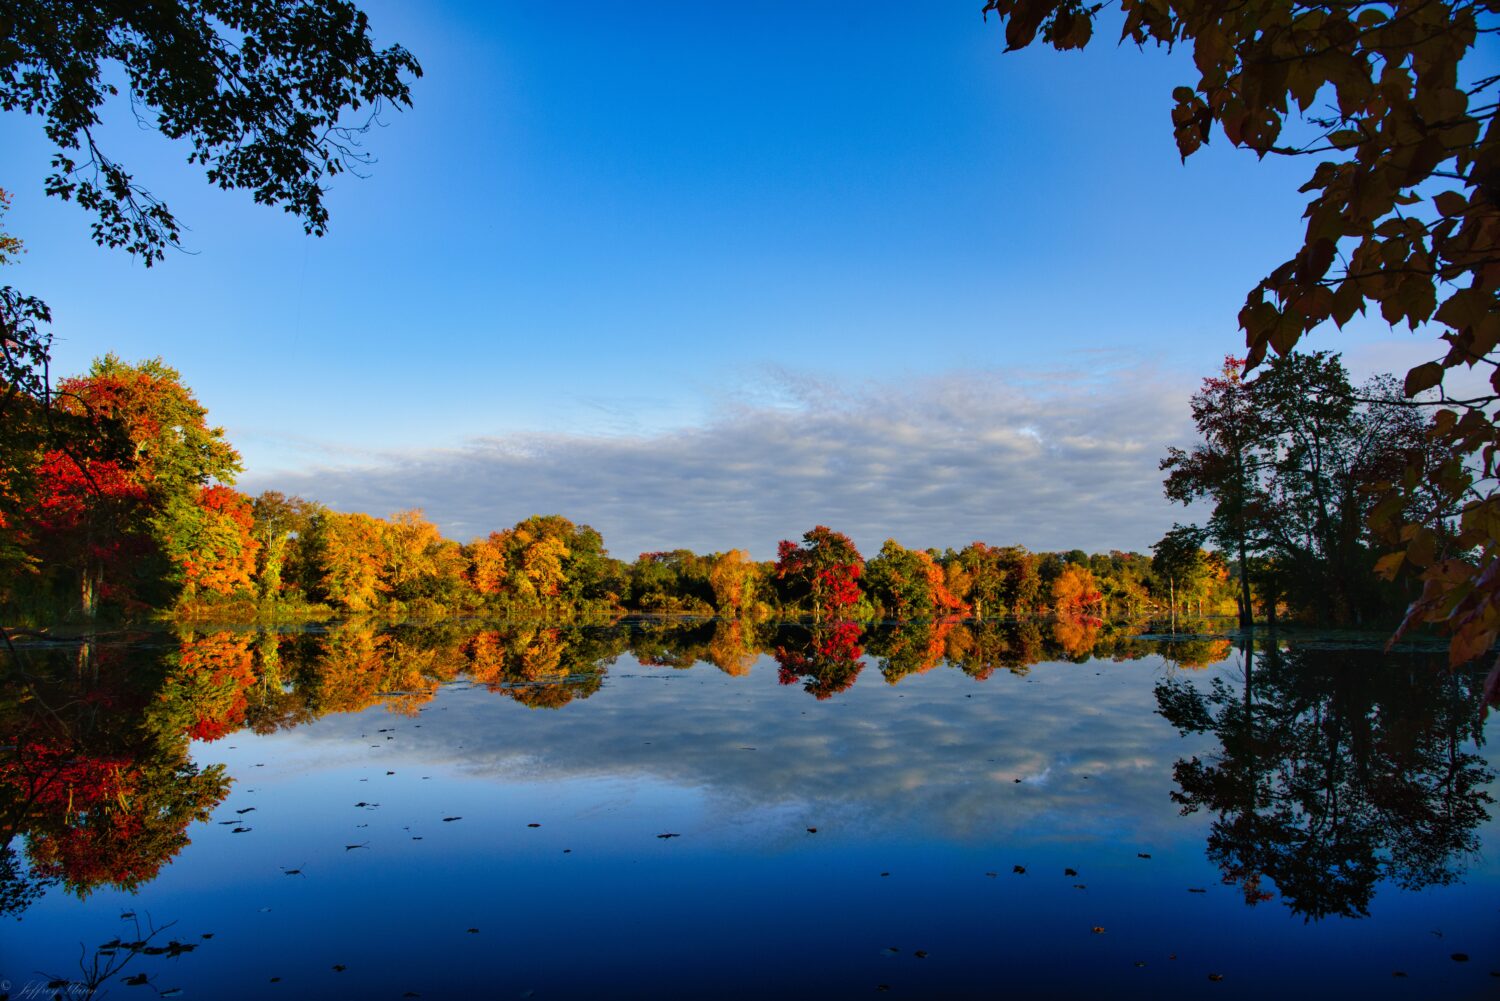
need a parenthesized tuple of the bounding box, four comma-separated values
(0, 1, 1459, 558)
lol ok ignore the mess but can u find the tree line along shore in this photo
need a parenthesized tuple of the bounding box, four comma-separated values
(1, 352, 1429, 631)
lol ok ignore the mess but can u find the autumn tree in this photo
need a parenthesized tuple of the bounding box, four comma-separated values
(773, 526, 865, 621)
(707, 549, 763, 617)
(980, 0, 1499, 696)
(464, 515, 624, 612)
(1051, 563, 1103, 617)
(19, 355, 243, 615)
(168, 485, 260, 600)
(864, 539, 968, 619)
(380, 509, 466, 606)
(304, 510, 387, 613)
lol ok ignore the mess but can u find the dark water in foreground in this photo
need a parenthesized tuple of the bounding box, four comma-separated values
(2, 619, 1497, 998)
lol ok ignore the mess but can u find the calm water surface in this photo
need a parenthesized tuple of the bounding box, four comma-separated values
(3, 620, 1496, 998)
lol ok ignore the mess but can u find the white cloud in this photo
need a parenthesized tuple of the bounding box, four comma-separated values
(241, 365, 1200, 559)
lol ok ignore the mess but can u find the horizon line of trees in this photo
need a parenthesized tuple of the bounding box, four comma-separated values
(4, 351, 1437, 631)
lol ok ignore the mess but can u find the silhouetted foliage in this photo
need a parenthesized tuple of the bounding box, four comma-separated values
(1156, 644, 1494, 919)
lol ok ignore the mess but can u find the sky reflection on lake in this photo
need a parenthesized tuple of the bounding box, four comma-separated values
(3, 624, 1497, 999)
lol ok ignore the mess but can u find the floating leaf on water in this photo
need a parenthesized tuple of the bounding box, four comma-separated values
(344, 844, 367, 851)
(161, 989, 183, 997)
(442, 816, 462, 822)
(270, 977, 281, 982)
(467, 927, 479, 933)
(387, 771, 396, 775)
(202, 933, 214, 939)
(1064, 868, 1078, 877)
(122, 973, 149, 986)
(232, 827, 252, 833)
(657, 833, 680, 839)
(806, 827, 818, 834)
(412, 836, 423, 841)
(1073, 884, 1087, 890)
(1012, 865, 1026, 874)
(880, 872, 890, 877)
(881, 947, 899, 956)
(1134, 962, 1147, 968)
(1392, 971, 1407, 978)
(1208, 973, 1224, 981)
(1452, 953, 1470, 962)
(1091, 927, 1105, 934)
(283, 869, 302, 876)
(333, 964, 346, 972)
(236, 807, 256, 814)
(527, 823, 540, 828)
(1188, 888, 1207, 894)
(563, 849, 572, 854)
(985, 872, 997, 878)
(259, 907, 273, 912)
(914, 950, 929, 959)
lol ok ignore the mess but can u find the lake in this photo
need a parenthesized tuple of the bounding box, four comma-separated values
(2, 619, 1496, 998)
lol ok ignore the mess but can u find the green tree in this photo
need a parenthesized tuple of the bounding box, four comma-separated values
(1162, 357, 1265, 626)
(864, 539, 938, 620)
(1152, 524, 1208, 620)
(250, 491, 320, 601)
(1167, 351, 1431, 625)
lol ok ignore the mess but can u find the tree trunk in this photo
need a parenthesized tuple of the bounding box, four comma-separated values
(1237, 535, 1253, 629)
(79, 560, 100, 620)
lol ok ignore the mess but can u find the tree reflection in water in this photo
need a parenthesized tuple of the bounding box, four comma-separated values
(1156, 639, 1494, 919)
(1, 640, 231, 915)
(0, 618, 1492, 931)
